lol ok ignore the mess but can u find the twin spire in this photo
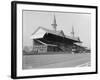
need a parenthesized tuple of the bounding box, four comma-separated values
(51, 15, 57, 31)
(51, 14, 75, 38)
(71, 26, 75, 37)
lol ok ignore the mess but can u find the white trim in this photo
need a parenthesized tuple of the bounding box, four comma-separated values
(37, 40, 57, 46)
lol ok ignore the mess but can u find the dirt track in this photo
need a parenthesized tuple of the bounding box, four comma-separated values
(22, 53, 90, 69)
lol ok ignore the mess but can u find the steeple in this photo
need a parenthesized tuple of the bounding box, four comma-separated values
(71, 26, 75, 37)
(51, 14, 57, 31)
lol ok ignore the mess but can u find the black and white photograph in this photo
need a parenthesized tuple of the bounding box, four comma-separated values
(22, 10, 91, 69)
(11, 1, 97, 79)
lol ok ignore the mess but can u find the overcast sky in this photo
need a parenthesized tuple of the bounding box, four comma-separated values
(23, 10, 91, 48)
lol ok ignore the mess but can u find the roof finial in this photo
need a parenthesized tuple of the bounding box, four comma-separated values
(51, 14, 57, 31)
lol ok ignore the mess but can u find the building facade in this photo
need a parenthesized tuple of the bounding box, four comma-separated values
(31, 15, 83, 53)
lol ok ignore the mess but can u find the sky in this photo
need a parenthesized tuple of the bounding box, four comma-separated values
(23, 10, 91, 48)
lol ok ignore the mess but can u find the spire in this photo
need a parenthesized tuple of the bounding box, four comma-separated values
(51, 14, 57, 31)
(71, 26, 75, 37)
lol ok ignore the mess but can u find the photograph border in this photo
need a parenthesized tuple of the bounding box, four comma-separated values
(11, 1, 98, 79)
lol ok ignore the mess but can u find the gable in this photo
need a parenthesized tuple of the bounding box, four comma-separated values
(31, 28, 46, 39)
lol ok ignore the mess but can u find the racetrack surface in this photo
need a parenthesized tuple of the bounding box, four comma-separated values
(22, 53, 90, 69)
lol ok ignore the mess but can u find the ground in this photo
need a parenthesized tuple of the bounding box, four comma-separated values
(22, 53, 90, 69)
